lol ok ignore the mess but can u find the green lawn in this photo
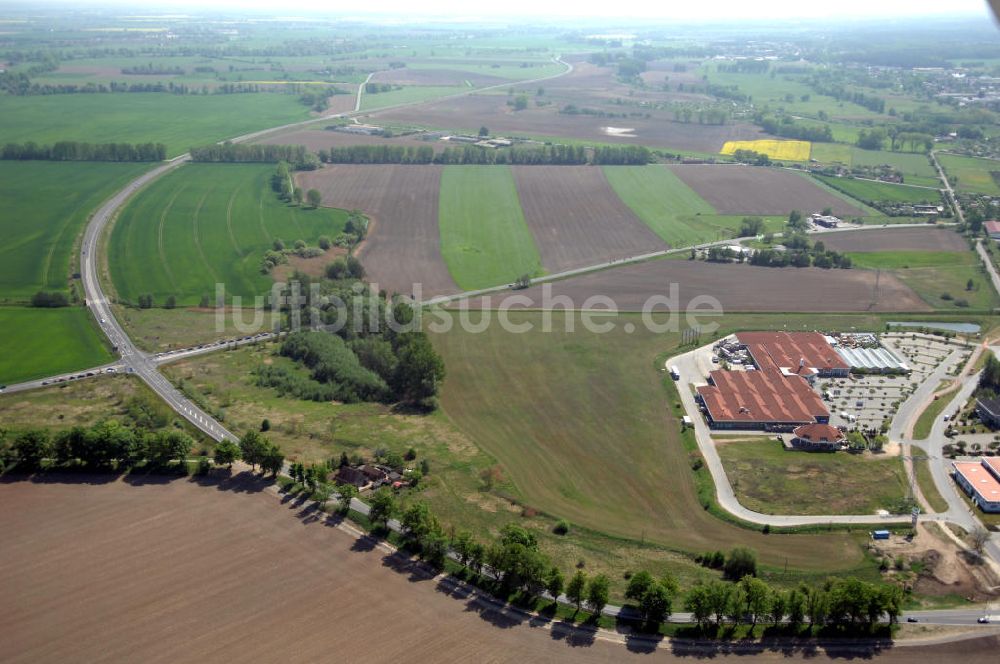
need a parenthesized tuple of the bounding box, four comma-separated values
(438, 165, 542, 290)
(816, 176, 941, 205)
(938, 153, 1000, 195)
(912, 385, 958, 440)
(0, 161, 149, 302)
(602, 165, 787, 246)
(909, 445, 950, 514)
(360, 85, 468, 111)
(716, 437, 908, 515)
(846, 251, 976, 271)
(0, 307, 112, 384)
(108, 163, 348, 306)
(0, 93, 312, 158)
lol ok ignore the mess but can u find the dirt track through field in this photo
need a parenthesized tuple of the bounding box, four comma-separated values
(667, 165, 867, 217)
(461, 259, 931, 313)
(2, 476, 998, 663)
(513, 166, 667, 273)
(815, 227, 968, 253)
(296, 165, 458, 298)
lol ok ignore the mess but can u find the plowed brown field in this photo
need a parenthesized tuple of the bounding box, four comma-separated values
(817, 227, 967, 253)
(513, 166, 667, 273)
(257, 128, 440, 153)
(296, 165, 458, 298)
(667, 165, 867, 217)
(2, 476, 997, 663)
(460, 259, 930, 313)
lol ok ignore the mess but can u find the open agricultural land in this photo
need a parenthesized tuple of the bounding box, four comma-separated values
(108, 163, 349, 306)
(438, 165, 541, 289)
(666, 165, 868, 217)
(468, 258, 930, 313)
(810, 146, 942, 187)
(721, 140, 811, 162)
(937, 153, 1000, 195)
(295, 165, 457, 298)
(0, 93, 316, 158)
(513, 166, 666, 272)
(603, 165, 786, 246)
(815, 176, 943, 205)
(8, 478, 1000, 663)
(0, 161, 146, 383)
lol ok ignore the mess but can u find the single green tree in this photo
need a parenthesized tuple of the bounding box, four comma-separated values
(213, 440, 240, 469)
(566, 570, 588, 613)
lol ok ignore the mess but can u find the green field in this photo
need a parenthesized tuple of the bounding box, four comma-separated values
(413, 60, 567, 81)
(0, 161, 149, 302)
(815, 176, 941, 204)
(603, 165, 786, 246)
(716, 438, 908, 516)
(108, 163, 348, 306)
(0, 307, 112, 384)
(938, 153, 1000, 195)
(360, 85, 467, 111)
(909, 445, 949, 514)
(846, 250, 998, 310)
(438, 165, 541, 289)
(810, 145, 940, 187)
(0, 93, 312, 158)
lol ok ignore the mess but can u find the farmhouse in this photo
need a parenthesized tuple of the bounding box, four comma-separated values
(333, 464, 389, 490)
(975, 396, 1000, 428)
(985, 220, 1000, 241)
(810, 213, 841, 228)
(696, 366, 830, 431)
(737, 331, 850, 378)
(952, 459, 1000, 513)
(331, 123, 384, 136)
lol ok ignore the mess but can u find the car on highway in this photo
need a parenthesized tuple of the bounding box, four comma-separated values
(100, 317, 106, 324)
(978, 616, 990, 624)
(906, 617, 919, 623)
(106, 368, 116, 373)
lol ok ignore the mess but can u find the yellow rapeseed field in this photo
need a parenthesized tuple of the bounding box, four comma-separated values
(720, 139, 811, 161)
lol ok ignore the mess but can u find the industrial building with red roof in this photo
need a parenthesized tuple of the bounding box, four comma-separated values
(697, 367, 829, 430)
(737, 331, 850, 377)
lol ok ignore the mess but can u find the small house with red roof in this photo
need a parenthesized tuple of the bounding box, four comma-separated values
(985, 220, 1000, 241)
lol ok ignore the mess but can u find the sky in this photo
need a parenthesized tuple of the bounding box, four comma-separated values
(44, 0, 995, 22)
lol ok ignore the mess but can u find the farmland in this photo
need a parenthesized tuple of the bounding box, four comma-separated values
(715, 438, 908, 516)
(467, 258, 928, 312)
(295, 165, 457, 298)
(810, 146, 941, 187)
(513, 166, 666, 272)
(815, 176, 942, 205)
(603, 166, 786, 246)
(0, 161, 149, 302)
(0, 93, 314, 158)
(0, 307, 111, 384)
(360, 85, 469, 111)
(667, 165, 868, 217)
(937, 153, 1000, 195)
(817, 227, 968, 253)
(108, 163, 349, 306)
(7, 478, 995, 661)
(720, 139, 811, 162)
(438, 166, 541, 290)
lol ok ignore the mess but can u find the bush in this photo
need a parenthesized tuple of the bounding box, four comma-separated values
(31, 291, 69, 307)
(553, 519, 571, 535)
(723, 546, 757, 580)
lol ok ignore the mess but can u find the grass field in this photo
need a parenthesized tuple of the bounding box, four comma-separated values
(815, 176, 941, 204)
(720, 139, 811, 161)
(360, 85, 467, 111)
(0, 161, 150, 302)
(438, 165, 541, 289)
(912, 386, 960, 441)
(909, 445, 950, 514)
(809, 145, 940, 187)
(603, 165, 785, 246)
(108, 163, 349, 306)
(0, 307, 112, 384)
(937, 153, 1000, 195)
(0, 93, 312, 158)
(847, 251, 999, 311)
(716, 438, 908, 515)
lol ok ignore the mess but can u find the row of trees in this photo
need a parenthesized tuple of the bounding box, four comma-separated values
(2, 141, 167, 162)
(191, 142, 312, 165)
(756, 115, 834, 143)
(315, 143, 651, 166)
(1, 421, 194, 470)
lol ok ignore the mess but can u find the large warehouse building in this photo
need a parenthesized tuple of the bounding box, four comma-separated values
(737, 331, 850, 378)
(697, 366, 830, 431)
